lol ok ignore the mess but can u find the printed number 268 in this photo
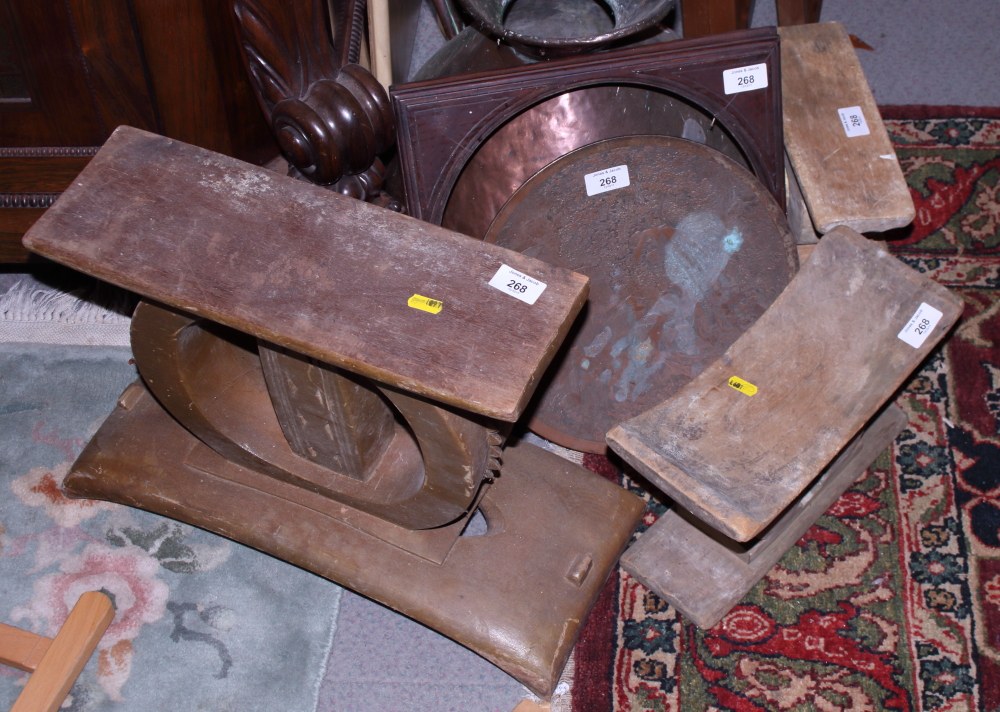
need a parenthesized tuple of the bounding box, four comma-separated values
(599, 176, 617, 187)
(507, 280, 528, 294)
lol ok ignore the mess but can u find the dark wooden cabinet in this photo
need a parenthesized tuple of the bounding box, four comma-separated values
(0, 0, 277, 262)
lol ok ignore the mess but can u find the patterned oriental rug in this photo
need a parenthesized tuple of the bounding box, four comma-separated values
(570, 108, 1000, 712)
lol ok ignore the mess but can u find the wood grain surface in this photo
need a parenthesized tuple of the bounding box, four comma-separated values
(780, 22, 914, 233)
(607, 226, 963, 541)
(9, 591, 114, 712)
(22, 127, 589, 421)
(0, 624, 52, 673)
(65, 385, 645, 698)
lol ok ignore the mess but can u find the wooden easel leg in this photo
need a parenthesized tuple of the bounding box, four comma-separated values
(681, 0, 754, 38)
(776, 0, 822, 25)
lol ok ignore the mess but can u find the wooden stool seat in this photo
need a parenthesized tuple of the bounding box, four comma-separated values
(780, 22, 915, 236)
(23, 127, 589, 423)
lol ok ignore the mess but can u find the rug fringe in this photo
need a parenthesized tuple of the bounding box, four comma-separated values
(0, 280, 131, 324)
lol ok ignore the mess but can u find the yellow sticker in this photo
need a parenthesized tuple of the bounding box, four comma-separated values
(408, 294, 443, 314)
(727, 376, 757, 396)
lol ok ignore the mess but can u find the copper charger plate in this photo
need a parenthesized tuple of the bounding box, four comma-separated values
(484, 135, 797, 453)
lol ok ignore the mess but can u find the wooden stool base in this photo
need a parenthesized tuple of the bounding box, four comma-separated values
(620, 403, 906, 629)
(62, 381, 644, 699)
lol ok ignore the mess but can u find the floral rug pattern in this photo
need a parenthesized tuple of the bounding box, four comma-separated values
(0, 346, 342, 711)
(572, 112, 1000, 712)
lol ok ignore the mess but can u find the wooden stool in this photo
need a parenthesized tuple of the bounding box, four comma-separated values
(608, 227, 962, 624)
(22, 127, 644, 699)
(1, 592, 114, 712)
(780, 22, 914, 239)
(608, 227, 961, 542)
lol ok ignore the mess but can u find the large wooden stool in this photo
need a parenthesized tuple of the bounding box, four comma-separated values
(22, 127, 645, 698)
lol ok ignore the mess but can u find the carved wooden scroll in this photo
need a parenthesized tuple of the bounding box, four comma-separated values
(232, 0, 397, 201)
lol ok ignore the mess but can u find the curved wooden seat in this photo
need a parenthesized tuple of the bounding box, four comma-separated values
(608, 227, 963, 542)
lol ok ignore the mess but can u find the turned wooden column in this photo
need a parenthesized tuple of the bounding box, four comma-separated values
(232, 0, 398, 204)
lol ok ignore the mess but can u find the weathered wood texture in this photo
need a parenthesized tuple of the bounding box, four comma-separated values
(779, 22, 914, 234)
(5, 592, 114, 712)
(393, 28, 786, 224)
(785, 164, 819, 244)
(64, 383, 645, 698)
(621, 403, 905, 628)
(607, 226, 963, 542)
(22, 127, 588, 421)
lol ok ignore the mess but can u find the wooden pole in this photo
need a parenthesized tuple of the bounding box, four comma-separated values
(0, 624, 53, 673)
(367, 0, 393, 91)
(10, 592, 115, 712)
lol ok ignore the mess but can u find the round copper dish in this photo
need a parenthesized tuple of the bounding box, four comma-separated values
(484, 135, 797, 453)
(442, 85, 749, 240)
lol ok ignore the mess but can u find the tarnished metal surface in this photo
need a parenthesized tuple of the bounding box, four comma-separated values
(442, 85, 749, 240)
(410, 22, 680, 83)
(461, 0, 675, 58)
(485, 136, 797, 452)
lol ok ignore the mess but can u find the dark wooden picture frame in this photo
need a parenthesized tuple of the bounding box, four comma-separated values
(392, 27, 784, 226)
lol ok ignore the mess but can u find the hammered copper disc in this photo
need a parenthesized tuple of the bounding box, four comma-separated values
(443, 85, 749, 240)
(485, 135, 797, 452)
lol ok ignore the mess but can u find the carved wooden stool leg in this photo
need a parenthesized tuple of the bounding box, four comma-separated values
(620, 404, 907, 628)
(130, 300, 491, 529)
